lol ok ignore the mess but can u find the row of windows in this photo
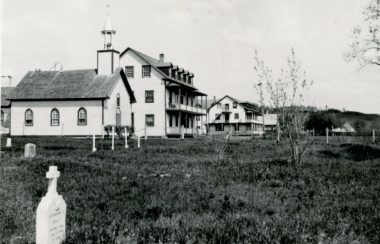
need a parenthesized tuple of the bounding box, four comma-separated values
(125, 65, 151, 78)
(24, 108, 87, 126)
(214, 113, 258, 121)
(216, 102, 238, 110)
(125, 65, 193, 85)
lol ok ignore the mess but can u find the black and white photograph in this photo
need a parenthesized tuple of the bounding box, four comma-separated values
(1, 0, 379, 243)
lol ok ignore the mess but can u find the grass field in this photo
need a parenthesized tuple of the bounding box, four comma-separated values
(1, 135, 380, 243)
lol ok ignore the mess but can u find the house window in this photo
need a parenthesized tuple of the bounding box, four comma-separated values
(142, 65, 151, 77)
(225, 104, 229, 110)
(233, 102, 237, 108)
(78, 108, 87, 125)
(25, 109, 33, 126)
(51, 109, 60, 126)
(247, 113, 253, 120)
(215, 113, 220, 120)
(145, 90, 154, 103)
(146, 114, 154, 127)
(125, 66, 134, 78)
(116, 93, 120, 107)
(0, 110, 4, 126)
(234, 113, 239, 119)
(196, 116, 200, 121)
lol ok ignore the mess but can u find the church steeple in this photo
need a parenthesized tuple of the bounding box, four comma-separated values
(97, 7, 120, 75)
(101, 14, 116, 50)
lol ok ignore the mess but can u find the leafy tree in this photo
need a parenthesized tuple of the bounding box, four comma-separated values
(254, 48, 314, 165)
(345, 0, 380, 67)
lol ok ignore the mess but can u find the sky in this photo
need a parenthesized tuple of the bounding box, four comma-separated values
(1, 0, 379, 114)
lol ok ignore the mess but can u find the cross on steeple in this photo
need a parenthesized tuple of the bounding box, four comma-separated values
(46, 166, 60, 196)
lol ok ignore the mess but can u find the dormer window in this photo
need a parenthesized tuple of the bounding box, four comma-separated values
(171, 70, 176, 79)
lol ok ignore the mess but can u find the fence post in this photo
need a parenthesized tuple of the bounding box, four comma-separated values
(144, 126, 147, 140)
(124, 128, 129, 149)
(326, 128, 329, 144)
(92, 134, 97, 152)
(373, 129, 376, 143)
(137, 136, 141, 148)
(111, 126, 115, 150)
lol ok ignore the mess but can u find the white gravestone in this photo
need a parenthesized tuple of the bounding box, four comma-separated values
(137, 136, 141, 148)
(181, 126, 185, 140)
(6, 138, 11, 147)
(36, 166, 66, 244)
(25, 143, 36, 158)
(92, 134, 97, 152)
(124, 128, 129, 149)
(111, 126, 115, 150)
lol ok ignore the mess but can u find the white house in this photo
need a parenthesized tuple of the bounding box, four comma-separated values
(119, 48, 208, 138)
(1, 87, 13, 134)
(207, 95, 263, 136)
(7, 16, 136, 136)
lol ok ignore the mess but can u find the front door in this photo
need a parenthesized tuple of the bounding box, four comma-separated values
(116, 108, 121, 127)
(225, 113, 230, 123)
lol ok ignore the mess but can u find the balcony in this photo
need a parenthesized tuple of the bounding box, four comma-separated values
(167, 102, 206, 115)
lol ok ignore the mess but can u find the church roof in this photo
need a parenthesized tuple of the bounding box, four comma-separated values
(1, 87, 14, 107)
(8, 67, 136, 102)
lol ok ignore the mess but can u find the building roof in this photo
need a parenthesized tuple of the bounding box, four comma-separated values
(208, 95, 261, 114)
(8, 67, 136, 102)
(263, 113, 278, 126)
(120, 47, 202, 91)
(101, 15, 116, 34)
(1, 87, 14, 107)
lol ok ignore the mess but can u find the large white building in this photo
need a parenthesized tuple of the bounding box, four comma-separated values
(5, 15, 207, 137)
(207, 95, 263, 136)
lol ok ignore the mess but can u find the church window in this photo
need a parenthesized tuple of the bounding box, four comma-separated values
(145, 114, 154, 127)
(116, 93, 120, 107)
(51, 109, 60, 126)
(125, 66, 134, 78)
(0, 110, 4, 126)
(142, 65, 151, 78)
(25, 109, 33, 126)
(145, 90, 154, 103)
(78, 108, 87, 125)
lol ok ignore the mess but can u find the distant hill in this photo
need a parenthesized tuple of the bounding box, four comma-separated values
(306, 109, 380, 134)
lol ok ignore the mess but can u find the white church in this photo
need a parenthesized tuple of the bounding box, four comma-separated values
(5, 15, 208, 137)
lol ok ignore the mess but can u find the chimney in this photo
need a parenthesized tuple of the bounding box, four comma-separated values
(159, 53, 164, 63)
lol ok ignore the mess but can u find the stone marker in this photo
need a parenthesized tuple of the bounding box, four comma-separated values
(137, 136, 141, 148)
(92, 134, 97, 152)
(25, 143, 36, 158)
(111, 126, 115, 150)
(36, 166, 66, 244)
(181, 126, 185, 140)
(6, 138, 11, 147)
(124, 128, 129, 149)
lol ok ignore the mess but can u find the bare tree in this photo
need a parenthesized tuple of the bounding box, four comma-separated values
(345, 0, 380, 67)
(254, 49, 314, 165)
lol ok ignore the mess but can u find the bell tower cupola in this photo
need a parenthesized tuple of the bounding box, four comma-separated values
(97, 7, 120, 75)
